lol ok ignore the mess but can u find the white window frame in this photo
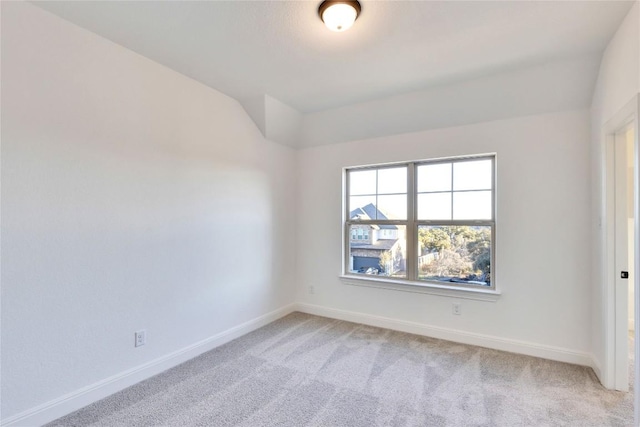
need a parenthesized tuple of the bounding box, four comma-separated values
(342, 154, 499, 298)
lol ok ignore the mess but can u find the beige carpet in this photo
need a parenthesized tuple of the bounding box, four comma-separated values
(49, 312, 633, 426)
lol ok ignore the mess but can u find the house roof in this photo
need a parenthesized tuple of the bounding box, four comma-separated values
(351, 239, 399, 251)
(350, 203, 397, 230)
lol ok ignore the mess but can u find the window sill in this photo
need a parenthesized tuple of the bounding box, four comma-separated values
(339, 275, 501, 302)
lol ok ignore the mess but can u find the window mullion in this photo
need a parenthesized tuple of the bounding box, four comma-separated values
(344, 170, 351, 275)
(407, 163, 416, 281)
(375, 170, 379, 220)
(450, 162, 455, 220)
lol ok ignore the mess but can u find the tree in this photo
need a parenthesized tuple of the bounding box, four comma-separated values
(466, 227, 491, 275)
(379, 251, 393, 274)
(418, 225, 491, 281)
(472, 252, 490, 275)
(421, 249, 471, 277)
(418, 227, 451, 253)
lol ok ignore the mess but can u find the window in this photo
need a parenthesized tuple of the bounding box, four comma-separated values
(345, 155, 495, 289)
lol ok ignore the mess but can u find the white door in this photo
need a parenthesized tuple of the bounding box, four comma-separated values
(614, 127, 632, 391)
(603, 96, 639, 423)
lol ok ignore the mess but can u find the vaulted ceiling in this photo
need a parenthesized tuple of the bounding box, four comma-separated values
(32, 1, 636, 147)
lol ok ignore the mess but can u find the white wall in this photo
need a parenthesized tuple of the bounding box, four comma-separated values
(1, 2, 296, 421)
(592, 2, 639, 123)
(301, 55, 600, 148)
(296, 109, 592, 355)
(590, 1, 639, 383)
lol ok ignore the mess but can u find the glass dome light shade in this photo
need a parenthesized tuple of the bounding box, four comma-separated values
(319, 1, 361, 32)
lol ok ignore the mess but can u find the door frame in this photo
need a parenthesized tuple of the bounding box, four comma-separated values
(612, 122, 632, 392)
(602, 94, 639, 420)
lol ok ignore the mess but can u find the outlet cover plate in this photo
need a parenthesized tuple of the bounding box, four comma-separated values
(135, 330, 146, 347)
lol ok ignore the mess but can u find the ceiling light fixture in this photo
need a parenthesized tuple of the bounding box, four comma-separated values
(318, 0, 361, 32)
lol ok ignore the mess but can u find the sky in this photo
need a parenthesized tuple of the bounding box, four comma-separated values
(349, 159, 492, 220)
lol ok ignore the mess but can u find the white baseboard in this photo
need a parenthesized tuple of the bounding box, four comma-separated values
(2, 301, 604, 427)
(590, 354, 603, 383)
(295, 303, 594, 367)
(1, 303, 297, 427)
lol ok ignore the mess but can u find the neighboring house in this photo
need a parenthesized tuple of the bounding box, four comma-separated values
(348, 203, 406, 275)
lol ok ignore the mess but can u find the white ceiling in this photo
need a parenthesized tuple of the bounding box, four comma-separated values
(31, 0, 635, 146)
(32, 1, 633, 112)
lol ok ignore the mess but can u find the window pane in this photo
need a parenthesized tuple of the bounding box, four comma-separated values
(417, 193, 452, 220)
(417, 163, 452, 192)
(378, 195, 407, 220)
(452, 191, 492, 220)
(349, 196, 377, 219)
(453, 159, 492, 191)
(349, 225, 406, 278)
(349, 170, 376, 195)
(377, 167, 407, 194)
(418, 225, 491, 286)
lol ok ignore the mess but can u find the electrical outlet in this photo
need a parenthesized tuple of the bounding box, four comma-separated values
(452, 303, 462, 315)
(309, 285, 315, 295)
(135, 330, 146, 347)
